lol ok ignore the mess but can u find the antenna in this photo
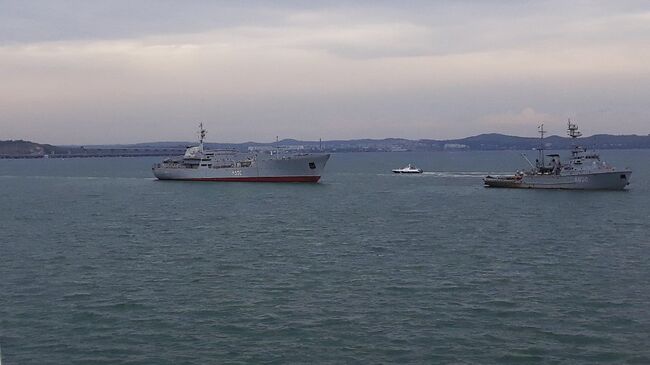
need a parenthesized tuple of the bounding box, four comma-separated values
(537, 123, 546, 167)
(198, 123, 207, 144)
(196, 122, 207, 153)
(538, 123, 546, 139)
(567, 118, 582, 139)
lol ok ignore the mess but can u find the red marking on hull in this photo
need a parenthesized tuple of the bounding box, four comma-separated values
(161, 175, 321, 183)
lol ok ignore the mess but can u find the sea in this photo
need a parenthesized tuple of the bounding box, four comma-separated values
(1, 150, 649, 364)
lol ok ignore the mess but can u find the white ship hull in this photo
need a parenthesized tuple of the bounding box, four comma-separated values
(153, 153, 330, 182)
(392, 164, 423, 174)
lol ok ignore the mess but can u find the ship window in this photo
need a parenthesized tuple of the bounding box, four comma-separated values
(620, 174, 626, 179)
(309, 162, 316, 169)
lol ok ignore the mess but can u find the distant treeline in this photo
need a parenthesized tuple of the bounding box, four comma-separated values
(426, 133, 650, 151)
(0, 140, 63, 156)
(0, 140, 186, 158)
(2, 133, 650, 157)
(138, 133, 650, 152)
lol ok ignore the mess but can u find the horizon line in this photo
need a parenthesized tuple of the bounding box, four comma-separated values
(4, 130, 650, 147)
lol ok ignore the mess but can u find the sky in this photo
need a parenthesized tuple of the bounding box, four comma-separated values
(0, 1, 649, 144)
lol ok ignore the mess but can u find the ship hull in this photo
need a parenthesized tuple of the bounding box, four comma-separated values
(484, 170, 632, 190)
(160, 176, 321, 183)
(153, 153, 330, 182)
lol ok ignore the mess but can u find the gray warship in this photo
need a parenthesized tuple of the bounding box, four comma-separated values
(484, 121, 632, 190)
(152, 124, 330, 182)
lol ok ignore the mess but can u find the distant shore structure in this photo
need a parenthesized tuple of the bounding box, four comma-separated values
(3, 132, 650, 158)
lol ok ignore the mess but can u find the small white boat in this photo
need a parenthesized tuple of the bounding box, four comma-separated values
(392, 164, 423, 174)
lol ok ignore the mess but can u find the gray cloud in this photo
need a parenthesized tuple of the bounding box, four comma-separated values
(0, 1, 648, 144)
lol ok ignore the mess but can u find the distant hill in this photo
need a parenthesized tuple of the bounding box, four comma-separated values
(0, 140, 63, 156)
(112, 133, 650, 152)
(2, 133, 650, 157)
(436, 133, 650, 150)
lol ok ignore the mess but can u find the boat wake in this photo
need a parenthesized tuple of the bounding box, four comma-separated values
(422, 171, 510, 178)
(0, 175, 154, 180)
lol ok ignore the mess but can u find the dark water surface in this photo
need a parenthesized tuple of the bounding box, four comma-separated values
(1, 151, 649, 364)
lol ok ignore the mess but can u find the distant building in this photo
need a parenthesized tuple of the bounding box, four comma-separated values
(281, 145, 305, 151)
(248, 145, 305, 152)
(443, 143, 469, 150)
(248, 146, 275, 152)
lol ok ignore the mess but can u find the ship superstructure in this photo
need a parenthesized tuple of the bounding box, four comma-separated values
(484, 121, 632, 190)
(152, 124, 330, 182)
(392, 164, 423, 174)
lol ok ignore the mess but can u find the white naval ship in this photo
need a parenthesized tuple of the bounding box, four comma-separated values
(484, 121, 632, 190)
(152, 124, 330, 182)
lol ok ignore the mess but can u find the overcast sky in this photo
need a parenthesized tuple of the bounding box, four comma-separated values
(1, 1, 648, 144)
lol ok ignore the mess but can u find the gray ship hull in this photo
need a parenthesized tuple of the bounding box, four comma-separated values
(153, 153, 329, 182)
(484, 170, 632, 190)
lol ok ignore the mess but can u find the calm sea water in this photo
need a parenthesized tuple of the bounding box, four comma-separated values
(1, 150, 649, 364)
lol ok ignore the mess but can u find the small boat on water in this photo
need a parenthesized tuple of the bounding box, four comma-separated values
(484, 121, 632, 190)
(392, 164, 423, 174)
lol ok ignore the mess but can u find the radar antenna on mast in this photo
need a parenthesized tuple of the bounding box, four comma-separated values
(198, 123, 207, 144)
(537, 123, 546, 168)
(567, 119, 582, 139)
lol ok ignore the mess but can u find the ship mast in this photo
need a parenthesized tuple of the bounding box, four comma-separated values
(198, 123, 207, 152)
(567, 118, 582, 158)
(567, 118, 581, 139)
(537, 123, 546, 168)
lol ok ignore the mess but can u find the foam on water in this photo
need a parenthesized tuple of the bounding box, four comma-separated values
(422, 171, 511, 178)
